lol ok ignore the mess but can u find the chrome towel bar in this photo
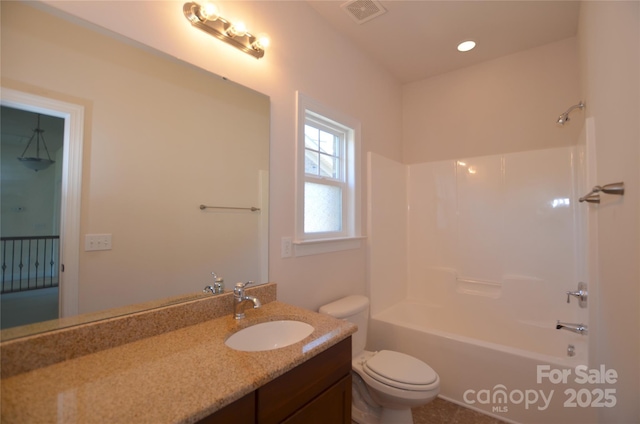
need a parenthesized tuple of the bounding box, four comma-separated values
(200, 204, 261, 212)
(579, 182, 624, 204)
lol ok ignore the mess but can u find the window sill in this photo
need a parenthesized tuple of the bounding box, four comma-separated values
(293, 236, 366, 257)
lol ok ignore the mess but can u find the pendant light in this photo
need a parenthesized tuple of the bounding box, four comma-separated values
(17, 114, 55, 172)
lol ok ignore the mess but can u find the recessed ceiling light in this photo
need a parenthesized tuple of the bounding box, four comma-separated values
(457, 41, 476, 52)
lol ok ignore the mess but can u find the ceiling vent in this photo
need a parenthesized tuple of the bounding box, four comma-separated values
(341, 0, 387, 24)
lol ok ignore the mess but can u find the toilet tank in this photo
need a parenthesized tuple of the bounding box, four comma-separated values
(319, 295, 369, 356)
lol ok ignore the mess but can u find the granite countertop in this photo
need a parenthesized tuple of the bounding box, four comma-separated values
(1, 300, 356, 424)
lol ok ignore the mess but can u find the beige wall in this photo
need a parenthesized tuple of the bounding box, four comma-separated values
(402, 37, 582, 163)
(20, 0, 403, 311)
(3, 0, 639, 419)
(2, 2, 269, 312)
(579, 2, 640, 422)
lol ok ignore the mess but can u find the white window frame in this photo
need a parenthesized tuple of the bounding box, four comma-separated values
(294, 92, 363, 256)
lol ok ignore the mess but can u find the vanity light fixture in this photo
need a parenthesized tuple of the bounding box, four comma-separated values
(183, 1, 268, 59)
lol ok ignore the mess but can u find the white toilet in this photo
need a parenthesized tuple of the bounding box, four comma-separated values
(319, 295, 440, 424)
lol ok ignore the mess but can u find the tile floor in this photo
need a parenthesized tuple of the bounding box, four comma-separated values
(412, 398, 507, 424)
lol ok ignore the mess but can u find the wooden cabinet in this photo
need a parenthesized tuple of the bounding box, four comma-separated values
(258, 337, 352, 424)
(198, 337, 352, 424)
(197, 392, 255, 424)
(280, 375, 351, 424)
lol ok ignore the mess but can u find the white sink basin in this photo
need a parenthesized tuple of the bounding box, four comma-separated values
(225, 320, 314, 352)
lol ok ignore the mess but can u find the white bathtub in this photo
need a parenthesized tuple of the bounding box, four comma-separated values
(368, 301, 598, 424)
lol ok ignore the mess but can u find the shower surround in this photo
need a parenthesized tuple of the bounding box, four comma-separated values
(367, 147, 595, 423)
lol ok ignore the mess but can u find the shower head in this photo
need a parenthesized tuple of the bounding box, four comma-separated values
(557, 101, 585, 125)
(557, 114, 570, 125)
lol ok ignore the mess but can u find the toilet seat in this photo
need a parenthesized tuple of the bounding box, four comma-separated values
(363, 350, 438, 391)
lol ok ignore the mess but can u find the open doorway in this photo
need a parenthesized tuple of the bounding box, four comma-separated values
(1, 88, 84, 326)
(1, 106, 64, 328)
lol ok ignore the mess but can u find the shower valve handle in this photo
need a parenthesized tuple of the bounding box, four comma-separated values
(566, 282, 588, 308)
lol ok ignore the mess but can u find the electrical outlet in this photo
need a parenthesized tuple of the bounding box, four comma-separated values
(85, 234, 112, 251)
(281, 237, 292, 258)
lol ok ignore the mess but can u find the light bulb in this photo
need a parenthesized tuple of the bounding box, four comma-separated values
(198, 2, 219, 21)
(227, 21, 247, 37)
(457, 40, 476, 52)
(252, 33, 270, 51)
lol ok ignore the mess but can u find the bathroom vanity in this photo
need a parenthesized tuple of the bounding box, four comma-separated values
(0, 284, 356, 423)
(202, 338, 351, 423)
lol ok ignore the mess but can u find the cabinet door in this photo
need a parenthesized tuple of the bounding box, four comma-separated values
(257, 337, 352, 424)
(196, 392, 255, 424)
(281, 374, 352, 424)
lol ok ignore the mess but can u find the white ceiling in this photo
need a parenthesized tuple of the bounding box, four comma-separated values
(307, 0, 580, 84)
(1, 106, 65, 152)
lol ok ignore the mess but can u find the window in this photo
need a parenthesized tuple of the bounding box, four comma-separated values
(295, 92, 362, 255)
(303, 121, 344, 234)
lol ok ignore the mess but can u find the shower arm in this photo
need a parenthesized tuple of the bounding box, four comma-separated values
(557, 101, 585, 125)
(563, 101, 585, 116)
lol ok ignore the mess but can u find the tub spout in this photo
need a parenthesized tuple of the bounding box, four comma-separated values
(556, 321, 588, 335)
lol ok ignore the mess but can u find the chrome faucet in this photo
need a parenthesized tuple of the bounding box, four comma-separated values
(203, 272, 224, 295)
(233, 281, 261, 319)
(556, 321, 588, 335)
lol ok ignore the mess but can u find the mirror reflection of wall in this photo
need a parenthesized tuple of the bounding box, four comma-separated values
(1, 1, 269, 321)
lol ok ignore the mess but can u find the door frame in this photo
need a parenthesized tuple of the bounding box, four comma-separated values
(1, 88, 83, 317)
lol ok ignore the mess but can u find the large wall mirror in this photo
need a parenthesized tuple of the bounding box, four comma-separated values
(0, 2, 269, 339)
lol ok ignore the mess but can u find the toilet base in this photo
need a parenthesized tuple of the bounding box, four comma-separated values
(352, 404, 413, 424)
(352, 371, 382, 424)
(352, 371, 415, 424)
(380, 407, 413, 424)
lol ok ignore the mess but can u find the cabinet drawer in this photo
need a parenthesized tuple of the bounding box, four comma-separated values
(257, 337, 352, 424)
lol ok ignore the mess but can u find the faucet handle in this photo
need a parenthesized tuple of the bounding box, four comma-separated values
(565, 282, 588, 308)
(234, 281, 255, 295)
(235, 281, 254, 289)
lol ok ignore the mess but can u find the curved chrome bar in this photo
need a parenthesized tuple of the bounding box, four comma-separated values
(597, 182, 625, 196)
(579, 182, 624, 203)
(557, 101, 585, 125)
(563, 101, 585, 116)
(579, 192, 600, 203)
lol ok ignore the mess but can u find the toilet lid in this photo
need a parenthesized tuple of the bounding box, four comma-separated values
(363, 350, 438, 390)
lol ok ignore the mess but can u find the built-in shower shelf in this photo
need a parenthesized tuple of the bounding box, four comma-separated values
(456, 277, 501, 298)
